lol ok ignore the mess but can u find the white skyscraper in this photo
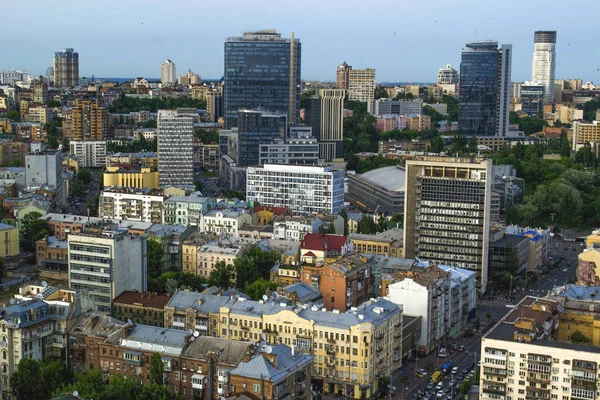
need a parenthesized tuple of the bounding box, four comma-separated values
(161, 59, 176, 85)
(157, 109, 194, 187)
(531, 31, 557, 103)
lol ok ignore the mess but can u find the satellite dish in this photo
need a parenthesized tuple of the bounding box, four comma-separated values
(0, 341, 6, 347)
(261, 333, 266, 341)
(9, 299, 15, 305)
(122, 340, 128, 346)
(73, 391, 79, 398)
(193, 331, 199, 337)
(127, 318, 133, 324)
(262, 295, 268, 301)
(187, 329, 193, 335)
(41, 281, 48, 288)
(190, 337, 195, 342)
(264, 345, 272, 354)
(273, 292, 279, 299)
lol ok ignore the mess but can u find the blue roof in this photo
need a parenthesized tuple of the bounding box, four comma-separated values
(1, 299, 51, 328)
(229, 344, 312, 383)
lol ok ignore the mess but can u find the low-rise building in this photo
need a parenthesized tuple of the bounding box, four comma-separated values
(577, 247, 600, 285)
(35, 235, 68, 274)
(196, 236, 256, 278)
(164, 290, 235, 334)
(111, 291, 171, 327)
(0, 222, 19, 257)
(99, 188, 165, 223)
(146, 224, 191, 272)
(181, 232, 219, 275)
(349, 228, 404, 258)
(346, 166, 405, 214)
(103, 166, 159, 189)
(547, 285, 600, 346)
(300, 233, 353, 263)
(163, 196, 213, 232)
(488, 233, 529, 278)
(273, 216, 323, 241)
(203, 209, 252, 236)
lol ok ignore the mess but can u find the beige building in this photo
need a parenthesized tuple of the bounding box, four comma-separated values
(103, 166, 159, 189)
(191, 85, 208, 100)
(196, 236, 256, 277)
(203, 209, 252, 236)
(28, 105, 52, 124)
(336, 62, 351, 90)
(71, 99, 108, 140)
(572, 120, 600, 151)
(556, 105, 584, 124)
(348, 69, 375, 113)
(403, 157, 492, 291)
(480, 296, 600, 400)
(406, 114, 431, 131)
(181, 232, 219, 275)
(179, 71, 201, 86)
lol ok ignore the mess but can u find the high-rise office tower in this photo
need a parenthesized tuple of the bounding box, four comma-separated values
(336, 62, 352, 90)
(403, 156, 492, 291)
(531, 31, 557, 103)
(71, 99, 108, 140)
(304, 89, 345, 161)
(236, 110, 287, 167)
(458, 41, 512, 137)
(348, 68, 376, 113)
(157, 109, 193, 187)
(207, 90, 224, 123)
(53, 48, 79, 88)
(224, 30, 301, 129)
(520, 82, 545, 117)
(161, 59, 176, 85)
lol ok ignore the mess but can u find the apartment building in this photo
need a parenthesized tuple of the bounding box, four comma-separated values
(572, 120, 600, 151)
(0, 284, 79, 394)
(35, 235, 68, 273)
(273, 215, 323, 241)
(300, 253, 374, 312)
(25, 148, 66, 206)
(111, 290, 171, 327)
(181, 232, 219, 275)
(103, 166, 159, 189)
(478, 296, 600, 400)
(163, 196, 213, 232)
(157, 109, 194, 187)
(247, 164, 345, 215)
(28, 105, 52, 124)
(348, 68, 376, 113)
(99, 188, 165, 223)
(203, 209, 252, 236)
(69, 140, 107, 168)
(196, 236, 256, 278)
(547, 285, 600, 346)
(0, 222, 19, 257)
(349, 228, 404, 258)
(71, 99, 108, 140)
(403, 157, 492, 291)
(54, 48, 78, 88)
(372, 98, 423, 116)
(67, 230, 147, 313)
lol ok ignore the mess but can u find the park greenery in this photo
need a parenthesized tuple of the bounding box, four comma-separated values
(107, 136, 157, 153)
(108, 95, 207, 114)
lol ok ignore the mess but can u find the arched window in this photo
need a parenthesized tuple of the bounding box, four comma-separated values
(2, 364, 6, 373)
(3, 376, 7, 385)
(2, 351, 5, 360)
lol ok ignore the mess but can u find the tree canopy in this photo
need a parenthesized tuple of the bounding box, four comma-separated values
(12, 358, 70, 400)
(109, 95, 206, 113)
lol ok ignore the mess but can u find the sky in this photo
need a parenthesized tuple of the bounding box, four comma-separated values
(2, 0, 599, 83)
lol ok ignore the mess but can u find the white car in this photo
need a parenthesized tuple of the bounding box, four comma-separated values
(451, 367, 459, 375)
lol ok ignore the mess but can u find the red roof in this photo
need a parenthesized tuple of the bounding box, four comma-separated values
(2, 211, 16, 220)
(112, 290, 171, 309)
(301, 234, 348, 252)
(303, 251, 316, 257)
(254, 205, 291, 216)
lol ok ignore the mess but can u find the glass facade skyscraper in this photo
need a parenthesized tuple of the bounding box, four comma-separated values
(224, 30, 301, 129)
(531, 31, 557, 103)
(237, 110, 287, 167)
(458, 41, 511, 137)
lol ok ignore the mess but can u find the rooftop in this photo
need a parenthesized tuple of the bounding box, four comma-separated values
(359, 166, 406, 192)
(349, 228, 404, 244)
(166, 290, 237, 315)
(182, 335, 250, 365)
(301, 233, 348, 252)
(281, 282, 322, 303)
(112, 291, 171, 309)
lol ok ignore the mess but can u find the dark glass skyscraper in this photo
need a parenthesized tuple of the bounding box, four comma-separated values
(224, 30, 301, 129)
(458, 41, 512, 137)
(237, 110, 287, 167)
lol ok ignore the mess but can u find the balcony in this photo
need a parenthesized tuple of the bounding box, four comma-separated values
(326, 346, 336, 355)
(240, 325, 249, 331)
(526, 372, 550, 383)
(326, 358, 337, 367)
(327, 337, 335, 344)
(482, 385, 506, 396)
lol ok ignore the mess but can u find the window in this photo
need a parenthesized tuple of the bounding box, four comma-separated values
(253, 384, 261, 393)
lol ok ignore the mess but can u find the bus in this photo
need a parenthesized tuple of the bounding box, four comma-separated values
(431, 371, 443, 384)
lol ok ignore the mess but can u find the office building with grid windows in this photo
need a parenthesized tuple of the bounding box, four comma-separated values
(246, 164, 344, 215)
(403, 157, 492, 291)
(157, 109, 194, 187)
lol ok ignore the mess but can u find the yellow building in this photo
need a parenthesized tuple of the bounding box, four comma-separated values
(557, 310, 600, 347)
(181, 232, 218, 274)
(572, 121, 600, 152)
(577, 247, 600, 285)
(103, 166, 159, 189)
(191, 86, 209, 101)
(0, 223, 19, 257)
(585, 229, 600, 248)
(62, 156, 80, 173)
(349, 228, 404, 257)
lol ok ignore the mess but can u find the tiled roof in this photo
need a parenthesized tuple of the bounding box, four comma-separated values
(112, 291, 172, 309)
(229, 344, 311, 383)
(301, 233, 348, 252)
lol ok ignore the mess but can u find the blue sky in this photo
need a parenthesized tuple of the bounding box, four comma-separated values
(2, 0, 598, 83)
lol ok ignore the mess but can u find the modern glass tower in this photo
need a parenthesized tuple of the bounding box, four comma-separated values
(224, 30, 301, 129)
(458, 41, 512, 137)
(531, 31, 557, 103)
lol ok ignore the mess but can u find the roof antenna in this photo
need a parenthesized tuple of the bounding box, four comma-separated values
(474, 30, 477, 40)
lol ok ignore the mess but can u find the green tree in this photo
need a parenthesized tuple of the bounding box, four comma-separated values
(233, 245, 281, 290)
(6, 110, 20, 122)
(227, 189, 246, 200)
(571, 330, 592, 344)
(357, 215, 377, 234)
(339, 209, 349, 236)
(21, 211, 49, 243)
(430, 135, 444, 153)
(374, 86, 389, 99)
(149, 353, 164, 386)
(245, 278, 278, 301)
(468, 136, 478, 153)
(505, 243, 520, 275)
(11, 358, 43, 400)
(209, 261, 236, 288)
(77, 168, 92, 184)
(519, 116, 547, 135)
(147, 239, 165, 278)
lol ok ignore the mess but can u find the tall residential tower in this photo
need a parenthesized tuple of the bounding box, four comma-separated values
(531, 30, 557, 103)
(157, 109, 194, 187)
(304, 89, 345, 161)
(53, 48, 79, 88)
(224, 30, 301, 128)
(458, 41, 512, 137)
(161, 59, 176, 85)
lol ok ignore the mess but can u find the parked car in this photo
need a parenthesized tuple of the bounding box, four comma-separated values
(457, 345, 465, 352)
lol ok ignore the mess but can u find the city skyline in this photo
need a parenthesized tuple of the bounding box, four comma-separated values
(2, 0, 599, 83)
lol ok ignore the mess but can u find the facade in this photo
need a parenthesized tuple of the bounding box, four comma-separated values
(347, 69, 375, 113)
(206, 90, 224, 123)
(224, 30, 301, 128)
(520, 81, 545, 117)
(336, 62, 351, 90)
(299, 233, 353, 263)
(258, 126, 320, 166)
(181, 232, 219, 275)
(403, 157, 492, 291)
(577, 247, 600, 285)
(273, 216, 323, 241)
(103, 166, 159, 189)
(488, 233, 529, 277)
(193, 140, 219, 170)
(372, 98, 423, 116)
(304, 89, 345, 161)
(71, 99, 108, 140)
(195, 236, 255, 277)
(247, 164, 345, 215)
(203, 210, 252, 236)
(25, 148, 65, 206)
(0, 222, 19, 257)
(556, 105, 584, 123)
(531, 31, 557, 103)
(458, 41, 512, 137)
(111, 290, 171, 327)
(35, 235, 68, 273)
(572, 121, 600, 151)
(163, 196, 213, 232)
(549, 285, 600, 347)
(349, 228, 404, 258)
(68, 230, 147, 313)
(99, 189, 165, 223)
(157, 109, 194, 186)
(236, 110, 287, 167)
(437, 64, 459, 85)
(53, 48, 79, 88)
(69, 140, 107, 168)
(178, 70, 200, 85)
(161, 59, 176, 85)
(0, 285, 79, 394)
